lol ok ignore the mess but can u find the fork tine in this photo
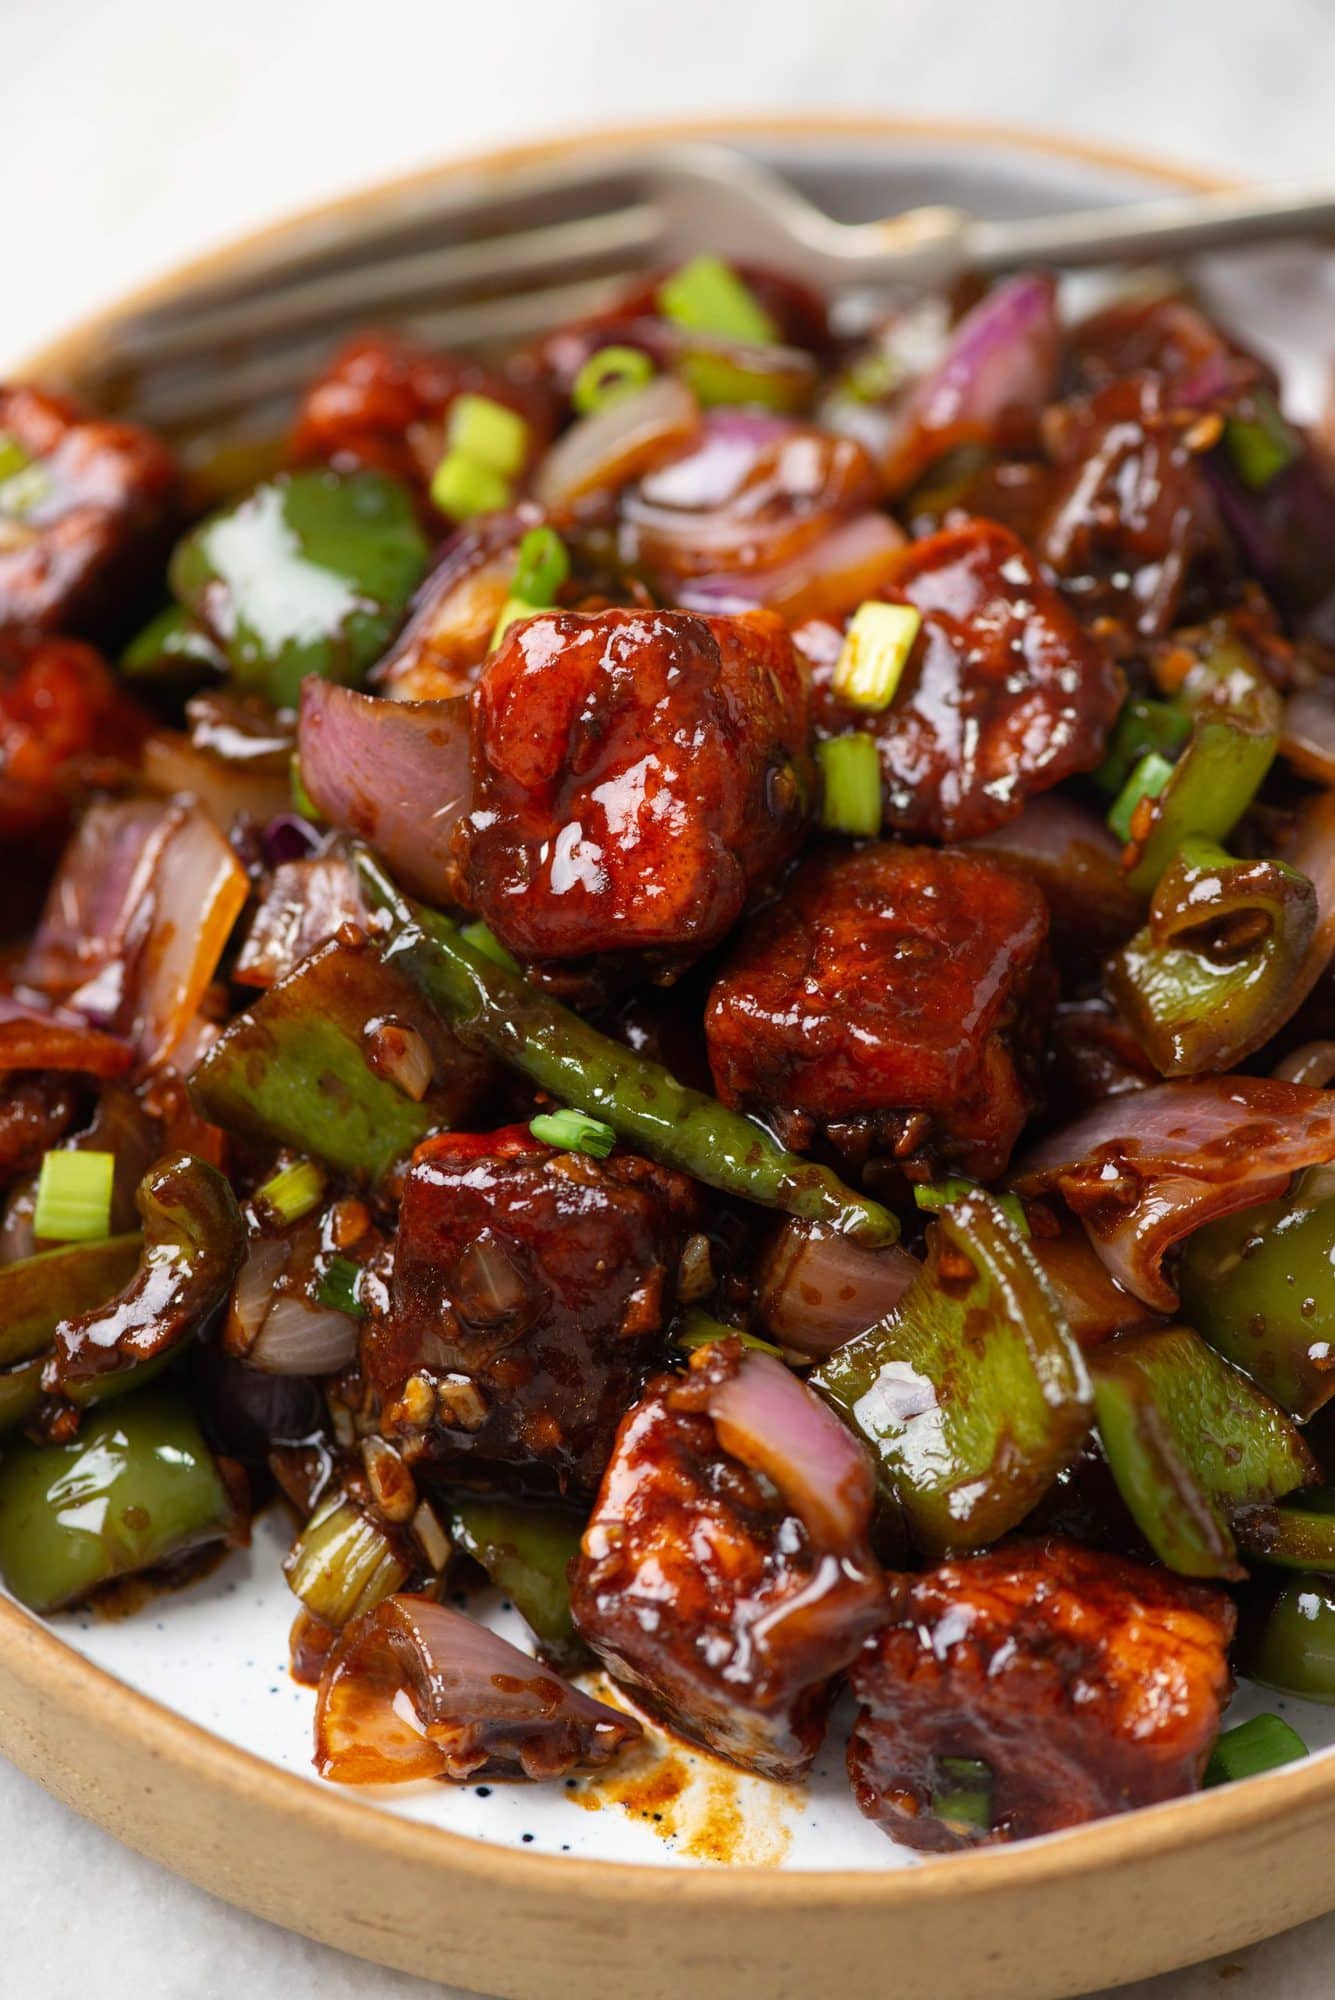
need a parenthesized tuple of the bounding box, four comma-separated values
(114, 202, 665, 371)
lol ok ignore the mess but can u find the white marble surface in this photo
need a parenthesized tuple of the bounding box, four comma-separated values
(4, 0, 1335, 1993)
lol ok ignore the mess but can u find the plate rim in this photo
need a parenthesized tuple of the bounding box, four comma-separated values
(5, 109, 1334, 1999)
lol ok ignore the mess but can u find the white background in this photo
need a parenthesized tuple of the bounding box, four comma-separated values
(3, 0, 1335, 1993)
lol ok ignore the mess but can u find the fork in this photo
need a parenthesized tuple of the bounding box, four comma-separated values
(78, 142, 1335, 437)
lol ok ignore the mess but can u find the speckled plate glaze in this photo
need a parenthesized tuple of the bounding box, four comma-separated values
(3, 115, 1335, 2000)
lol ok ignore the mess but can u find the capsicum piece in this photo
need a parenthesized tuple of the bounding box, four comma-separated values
(1235, 1489, 1335, 1571)
(42, 1153, 245, 1416)
(1110, 837, 1317, 1076)
(169, 468, 429, 709)
(1123, 678, 1281, 897)
(448, 1497, 587, 1672)
(0, 1234, 142, 1433)
(1238, 1574, 1335, 1702)
(1090, 1324, 1318, 1580)
(1178, 1188, 1335, 1418)
(812, 1191, 1092, 1556)
(0, 1391, 237, 1612)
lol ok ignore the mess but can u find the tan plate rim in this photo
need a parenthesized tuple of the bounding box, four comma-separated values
(3, 111, 1332, 2000)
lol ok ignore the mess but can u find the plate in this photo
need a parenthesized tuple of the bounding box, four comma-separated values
(3, 114, 1335, 2000)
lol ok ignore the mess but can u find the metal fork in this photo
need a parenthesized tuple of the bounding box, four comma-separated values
(78, 143, 1335, 437)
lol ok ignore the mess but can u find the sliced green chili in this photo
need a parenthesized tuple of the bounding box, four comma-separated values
(1093, 696, 1192, 797)
(1236, 1489, 1335, 1572)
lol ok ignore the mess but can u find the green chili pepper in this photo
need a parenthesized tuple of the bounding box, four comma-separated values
(43, 1154, 245, 1415)
(191, 938, 470, 1183)
(1124, 683, 1281, 897)
(1178, 1190, 1335, 1418)
(169, 469, 429, 709)
(0, 1392, 236, 1612)
(1090, 1325, 1317, 1580)
(0, 1235, 142, 1433)
(120, 604, 228, 682)
(1236, 1489, 1335, 1571)
(357, 850, 898, 1245)
(1110, 837, 1317, 1076)
(283, 1490, 411, 1629)
(931, 1755, 994, 1833)
(813, 1192, 1091, 1555)
(448, 1497, 587, 1672)
(1093, 696, 1192, 798)
(1238, 1574, 1335, 1702)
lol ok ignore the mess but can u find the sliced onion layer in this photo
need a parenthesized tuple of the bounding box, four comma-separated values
(755, 1218, 918, 1355)
(535, 375, 701, 514)
(676, 512, 905, 628)
(314, 1596, 641, 1785)
(707, 1346, 876, 1554)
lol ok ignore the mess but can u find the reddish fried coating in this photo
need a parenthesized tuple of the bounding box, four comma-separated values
(0, 385, 178, 636)
(571, 1343, 885, 1780)
(0, 634, 146, 845)
(705, 843, 1052, 1180)
(459, 607, 813, 973)
(367, 1126, 694, 1493)
(847, 1540, 1234, 1852)
(827, 518, 1121, 841)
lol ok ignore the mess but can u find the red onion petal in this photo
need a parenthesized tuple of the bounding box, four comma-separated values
(534, 375, 701, 514)
(1281, 683, 1335, 786)
(755, 1219, 919, 1355)
(707, 1348, 876, 1553)
(676, 512, 906, 627)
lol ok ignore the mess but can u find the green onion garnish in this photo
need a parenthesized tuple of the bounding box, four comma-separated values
(931, 1756, 993, 1833)
(842, 350, 900, 403)
(529, 1109, 616, 1159)
(657, 256, 778, 346)
(832, 601, 922, 713)
(511, 524, 570, 606)
(572, 345, 656, 416)
(429, 449, 512, 522)
(675, 349, 805, 414)
(32, 1151, 115, 1244)
(0, 432, 33, 484)
(817, 734, 883, 838)
(1107, 749, 1176, 845)
(460, 921, 521, 974)
(915, 1179, 1030, 1237)
(289, 753, 322, 822)
(254, 1157, 325, 1226)
(1093, 696, 1191, 796)
(1224, 392, 1302, 492)
(446, 393, 529, 478)
(673, 1309, 784, 1357)
(1204, 1712, 1308, 1786)
(316, 1254, 366, 1320)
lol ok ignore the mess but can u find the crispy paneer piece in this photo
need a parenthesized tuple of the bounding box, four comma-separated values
(827, 518, 1122, 841)
(0, 634, 146, 847)
(458, 608, 813, 975)
(0, 385, 178, 636)
(571, 1342, 885, 1781)
(847, 1540, 1234, 1853)
(367, 1127, 694, 1494)
(705, 843, 1052, 1181)
(288, 331, 547, 505)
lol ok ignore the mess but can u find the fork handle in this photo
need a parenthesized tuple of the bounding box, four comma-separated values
(965, 185, 1335, 271)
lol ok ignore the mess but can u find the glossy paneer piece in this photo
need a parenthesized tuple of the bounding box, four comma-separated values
(459, 608, 813, 972)
(0, 635, 145, 844)
(831, 518, 1122, 841)
(368, 1127, 694, 1493)
(288, 331, 546, 502)
(571, 1344, 885, 1781)
(847, 1540, 1234, 1852)
(705, 844, 1052, 1180)
(0, 385, 178, 636)
(1037, 374, 1230, 637)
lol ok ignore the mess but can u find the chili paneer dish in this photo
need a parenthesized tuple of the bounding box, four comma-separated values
(2, 252, 1335, 1850)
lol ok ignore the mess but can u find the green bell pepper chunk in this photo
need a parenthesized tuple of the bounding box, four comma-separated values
(1178, 1190, 1335, 1419)
(169, 469, 429, 709)
(1236, 1489, 1335, 1571)
(0, 1235, 142, 1433)
(1091, 1325, 1317, 1579)
(1124, 681, 1281, 897)
(120, 604, 228, 682)
(813, 1192, 1091, 1556)
(1238, 1574, 1335, 1702)
(1110, 837, 1317, 1076)
(0, 1391, 236, 1612)
(449, 1497, 587, 1672)
(1093, 696, 1192, 798)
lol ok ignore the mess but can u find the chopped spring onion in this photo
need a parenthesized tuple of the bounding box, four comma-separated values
(33, 1151, 115, 1244)
(491, 525, 571, 648)
(429, 449, 512, 523)
(284, 1490, 410, 1628)
(316, 1254, 366, 1321)
(817, 734, 883, 838)
(1107, 749, 1176, 845)
(0, 432, 32, 483)
(1224, 392, 1302, 492)
(289, 753, 322, 822)
(657, 255, 778, 346)
(1093, 697, 1192, 796)
(931, 1755, 993, 1832)
(254, 1157, 326, 1226)
(675, 348, 807, 414)
(832, 602, 922, 713)
(1204, 1712, 1308, 1786)
(446, 393, 529, 478)
(460, 921, 521, 974)
(529, 1109, 617, 1159)
(572, 345, 656, 416)
(842, 350, 900, 403)
(915, 1179, 1029, 1238)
